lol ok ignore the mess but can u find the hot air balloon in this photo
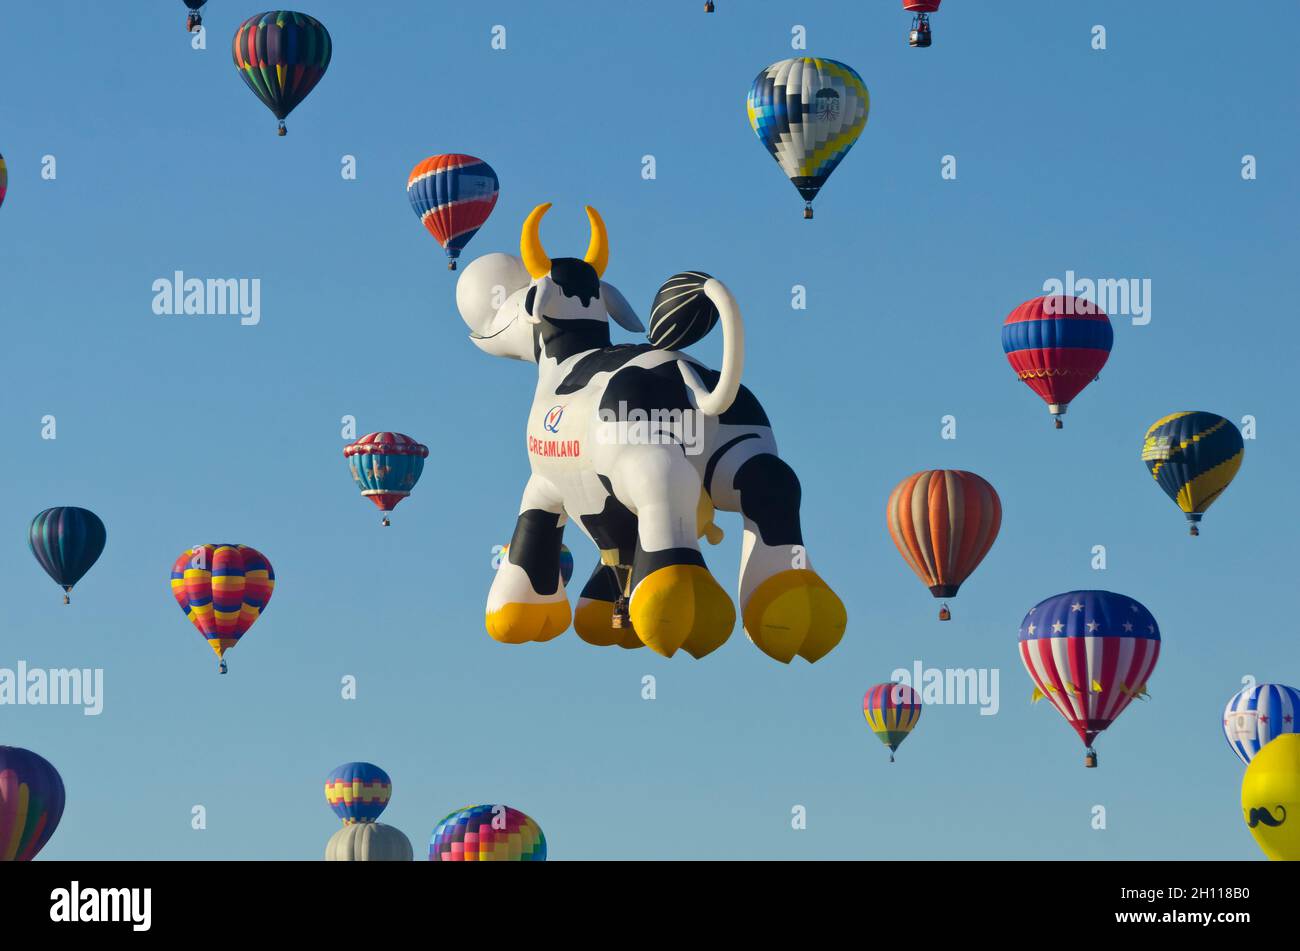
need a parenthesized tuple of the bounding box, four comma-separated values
(1224, 683, 1300, 766)
(1019, 590, 1160, 767)
(1002, 295, 1113, 428)
(863, 682, 922, 762)
(183, 0, 206, 32)
(169, 544, 274, 674)
(232, 11, 331, 136)
(407, 155, 499, 271)
(29, 507, 107, 604)
(325, 762, 392, 825)
(429, 804, 546, 861)
(1242, 733, 1300, 861)
(1141, 411, 1243, 536)
(0, 152, 7, 210)
(747, 58, 869, 218)
(344, 432, 428, 526)
(0, 746, 64, 861)
(326, 822, 412, 861)
(886, 470, 1001, 620)
(904, 1, 942, 47)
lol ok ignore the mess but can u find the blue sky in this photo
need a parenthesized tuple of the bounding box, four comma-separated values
(1, 0, 1296, 859)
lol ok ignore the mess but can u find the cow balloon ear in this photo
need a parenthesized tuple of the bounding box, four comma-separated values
(601, 281, 644, 333)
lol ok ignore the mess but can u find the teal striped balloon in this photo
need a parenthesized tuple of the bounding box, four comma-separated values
(28, 507, 107, 603)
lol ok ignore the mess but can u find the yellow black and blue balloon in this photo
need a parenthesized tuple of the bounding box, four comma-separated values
(1141, 411, 1243, 536)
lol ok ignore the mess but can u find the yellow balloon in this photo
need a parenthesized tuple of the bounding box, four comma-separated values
(1241, 733, 1300, 860)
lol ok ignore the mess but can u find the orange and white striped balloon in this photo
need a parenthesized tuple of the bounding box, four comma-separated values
(886, 470, 1001, 619)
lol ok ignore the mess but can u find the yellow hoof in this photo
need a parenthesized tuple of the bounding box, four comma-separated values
(630, 564, 735, 658)
(486, 600, 571, 644)
(742, 570, 846, 664)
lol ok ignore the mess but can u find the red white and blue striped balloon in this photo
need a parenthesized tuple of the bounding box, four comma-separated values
(407, 155, 499, 269)
(1224, 683, 1300, 765)
(1018, 590, 1160, 758)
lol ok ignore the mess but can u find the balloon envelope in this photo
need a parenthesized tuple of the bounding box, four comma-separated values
(886, 470, 1001, 608)
(344, 432, 428, 516)
(232, 11, 331, 128)
(408, 155, 500, 267)
(0, 746, 65, 861)
(1019, 591, 1160, 754)
(169, 544, 274, 664)
(1224, 683, 1300, 766)
(1241, 733, 1300, 861)
(863, 682, 922, 756)
(747, 58, 869, 212)
(1002, 296, 1112, 423)
(326, 822, 412, 861)
(29, 507, 107, 600)
(1141, 411, 1243, 533)
(429, 804, 546, 861)
(324, 762, 392, 824)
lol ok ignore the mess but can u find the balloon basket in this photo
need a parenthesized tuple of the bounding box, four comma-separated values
(612, 597, 630, 629)
(448, 260, 457, 271)
(1189, 525, 1199, 537)
(277, 122, 287, 137)
(218, 660, 228, 675)
(381, 516, 391, 527)
(803, 204, 814, 220)
(1053, 418, 1063, 429)
(938, 604, 951, 621)
(704, 0, 714, 10)
(63, 591, 71, 605)
(1084, 749, 1098, 768)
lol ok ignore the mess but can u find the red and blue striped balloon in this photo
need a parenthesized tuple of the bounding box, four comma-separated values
(0, 746, 65, 861)
(407, 155, 499, 270)
(325, 762, 392, 824)
(1002, 295, 1113, 428)
(29, 507, 107, 604)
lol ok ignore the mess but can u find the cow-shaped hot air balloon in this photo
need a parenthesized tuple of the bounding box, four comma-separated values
(455, 204, 847, 664)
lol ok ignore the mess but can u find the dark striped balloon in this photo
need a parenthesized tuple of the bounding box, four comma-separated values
(0, 746, 65, 861)
(232, 11, 332, 134)
(648, 271, 718, 351)
(29, 507, 107, 604)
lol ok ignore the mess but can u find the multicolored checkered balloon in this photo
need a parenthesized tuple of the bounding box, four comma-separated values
(429, 804, 546, 862)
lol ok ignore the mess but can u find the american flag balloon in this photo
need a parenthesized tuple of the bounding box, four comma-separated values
(1018, 590, 1160, 767)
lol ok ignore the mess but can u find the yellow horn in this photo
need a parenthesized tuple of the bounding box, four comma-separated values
(521, 202, 553, 279)
(584, 205, 609, 277)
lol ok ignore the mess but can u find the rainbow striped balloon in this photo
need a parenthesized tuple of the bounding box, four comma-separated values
(0, 746, 64, 861)
(863, 682, 923, 761)
(407, 155, 499, 270)
(429, 804, 546, 862)
(169, 544, 274, 673)
(325, 762, 392, 824)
